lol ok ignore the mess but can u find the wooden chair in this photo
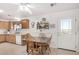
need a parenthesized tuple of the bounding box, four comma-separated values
(26, 40, 42, 55)
(26, 41, 34, 54)
(26, 34, 42, 55)
(46, 34, 52, 54)
(39, 34, 52, 54)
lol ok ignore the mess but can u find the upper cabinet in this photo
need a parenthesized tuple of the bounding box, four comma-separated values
(21, 19, 29, 29)
(0, 21, 11, 29)
(0, 19, 29, 30)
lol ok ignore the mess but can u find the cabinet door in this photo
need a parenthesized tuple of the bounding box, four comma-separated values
(0, 21, 4, 29)
(0, 34, 5, 42)
(4, 22, 9, 29)
(0, 21, 10, 29)
(8, 22, 11, 29)
(21, 19, 29, 29)
(6, 34, 10, 42)
(6, 34, 16, 43)
(10, 22, 14, 29)
(10, 35, 16, 43)
(5, 34, 9, 42)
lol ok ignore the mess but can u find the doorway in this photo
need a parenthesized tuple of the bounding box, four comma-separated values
(57, 18, 76, 50)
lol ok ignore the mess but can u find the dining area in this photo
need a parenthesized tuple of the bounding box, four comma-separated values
(0, 3, 78, 55)
(25, 32, 52, 55)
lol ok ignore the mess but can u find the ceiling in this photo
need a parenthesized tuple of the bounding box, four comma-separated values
(0, 3, 79, 20)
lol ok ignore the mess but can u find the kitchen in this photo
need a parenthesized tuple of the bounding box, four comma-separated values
(0, 19, 29, 45)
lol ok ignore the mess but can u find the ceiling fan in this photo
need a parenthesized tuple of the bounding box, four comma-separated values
(12, 3, 35, 14)
(6, 3, 35, 21)
(10, 3, 35, 20)
(18, 3, 35, 14)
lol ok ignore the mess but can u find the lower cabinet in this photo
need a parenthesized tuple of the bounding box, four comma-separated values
(0, 34, 16, 44)
(6, 34, 16, 43)
(0, 34, 5, 42)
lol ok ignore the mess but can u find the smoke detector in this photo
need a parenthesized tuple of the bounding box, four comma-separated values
(50, 3, 56, 7)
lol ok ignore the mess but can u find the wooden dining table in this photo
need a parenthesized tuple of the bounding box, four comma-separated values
(26, 36, 51, 54)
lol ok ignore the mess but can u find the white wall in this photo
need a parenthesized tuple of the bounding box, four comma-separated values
(28, 8, 79, 50)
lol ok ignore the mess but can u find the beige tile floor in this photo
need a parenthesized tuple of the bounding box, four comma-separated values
(50, 48, 79, 55)
(0, 42, 27, 55)
(0, 42, 79, 55)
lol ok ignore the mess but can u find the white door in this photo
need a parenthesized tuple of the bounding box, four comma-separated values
(58, 18, 76, 50)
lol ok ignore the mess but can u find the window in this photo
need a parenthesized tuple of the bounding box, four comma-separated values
(61, 19, 72, 34)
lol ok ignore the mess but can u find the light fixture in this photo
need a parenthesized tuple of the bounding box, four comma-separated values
(0, 9, 4, 13)
(19, 3, 33, 14)
(14, 17, 21, 21)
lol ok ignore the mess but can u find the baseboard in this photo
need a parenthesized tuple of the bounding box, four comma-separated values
(0, 41, 5, 43)
(58, 48, 76, 52)
(0, 42, 23, 46)
(75, 49, 79, 52)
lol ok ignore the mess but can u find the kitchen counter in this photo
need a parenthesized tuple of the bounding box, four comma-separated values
(0, 28, 28, 45)
(0, 32, 28, 45)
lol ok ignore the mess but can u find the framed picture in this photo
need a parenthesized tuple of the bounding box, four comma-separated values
(37, 18, 49, 29)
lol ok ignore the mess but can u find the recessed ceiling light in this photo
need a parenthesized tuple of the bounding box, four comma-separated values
(0, 10, 4, 13)
(14, 17, 21, 21)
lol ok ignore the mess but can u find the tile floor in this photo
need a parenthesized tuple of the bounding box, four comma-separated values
(0, 42, 79, 55)
(50, 48, 79, 55)
(0, 42, 27, 55)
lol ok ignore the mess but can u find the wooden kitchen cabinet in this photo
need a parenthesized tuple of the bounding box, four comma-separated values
(0, 34, 5, 42)
(10, 22, 14, 29)
(8, 21, 11, 29)
(0, 21, 11, 29)
(6, 34, 16, 43)
(21, 34, 27, 45)
(0, 34, 16, 43)
(21, 19, 29, 29)
(5, 34, 9, 42)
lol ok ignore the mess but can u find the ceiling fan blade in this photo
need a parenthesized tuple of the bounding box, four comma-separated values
(27, 4, 35, 8)
(12, 3, 33, 14)
(24, 6, 32, 14)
